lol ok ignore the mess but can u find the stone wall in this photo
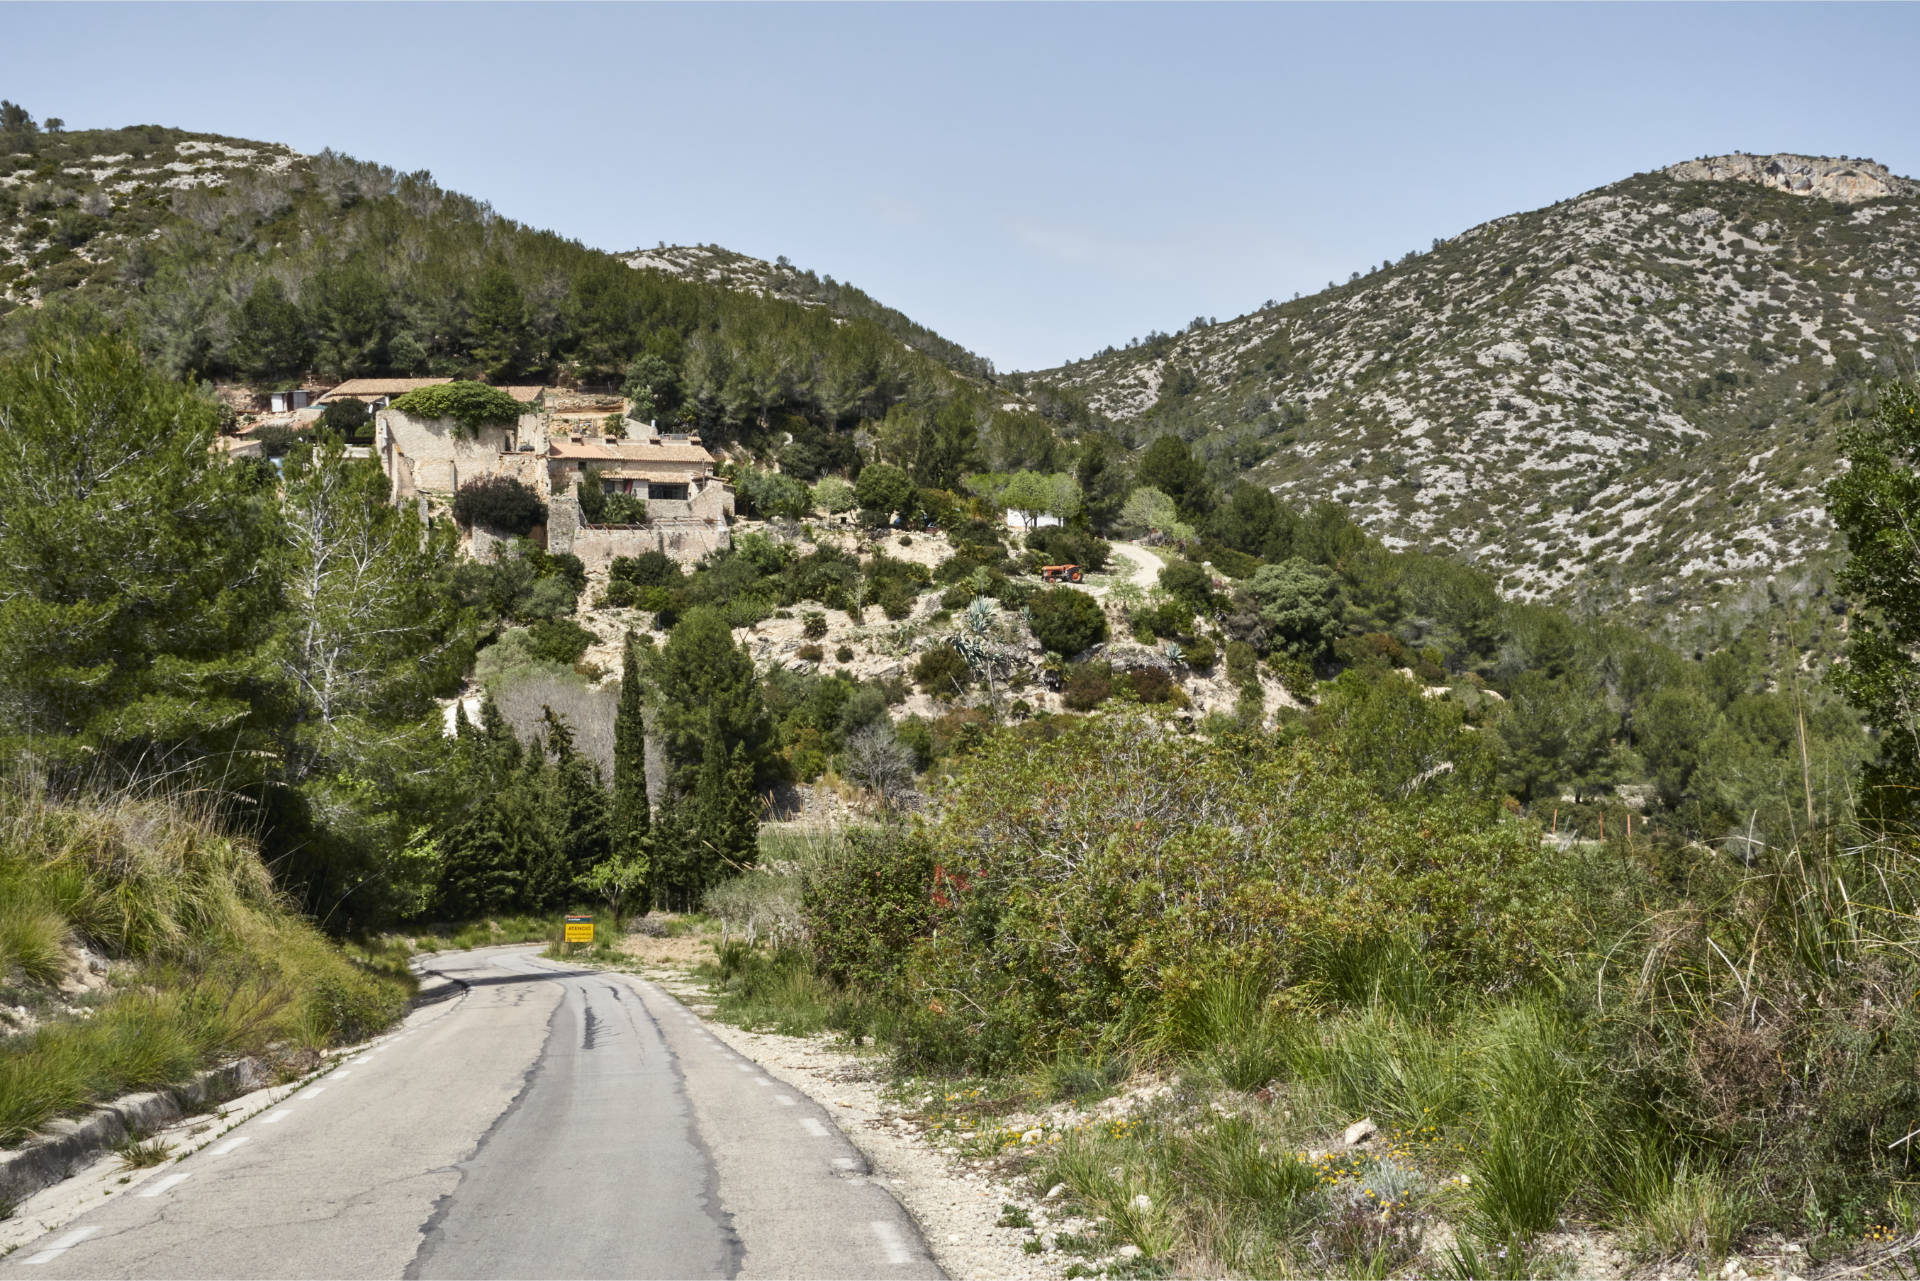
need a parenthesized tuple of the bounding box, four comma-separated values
(375, 409, 549, 498)
(563, 518, 730, 573)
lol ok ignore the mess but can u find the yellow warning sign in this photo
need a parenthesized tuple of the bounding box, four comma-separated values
(564, 915, 594, 944)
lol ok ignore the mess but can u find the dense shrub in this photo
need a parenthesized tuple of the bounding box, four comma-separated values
(901, 714, 1573, 1069)
(1027, 587, 1109, 656)
(1181, 635, 1217, 670)
(853, 462, 914, 527)
(522, 618, 595, 666)
(452, 475, 546, 535)
(1062, 661, 1113, 710)
(1125, 665, 1177, 704)
(733, 467, 811, 519)
(1132, 599, 1194, 643)
(388, 381, 524, 434)
(802, 827, 935, 990)
(317, 397, 372, 441)
(912, 644, 971, 695)
(610, 551, 681, 589)
(1158, 558, 1217, 610)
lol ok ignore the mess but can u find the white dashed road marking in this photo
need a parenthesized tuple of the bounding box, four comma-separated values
(138, 1172, 192, 1198)
(775, 1095, 796, 1107)
(210, 1135, 250, 1156)
(24, 1227, 99, 1264)
(801, 1118, 829, 1137)
(261, 1110, 292, 1125)
(870, 1220, 913, 1264)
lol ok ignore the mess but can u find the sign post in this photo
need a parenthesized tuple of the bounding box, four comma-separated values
(564, 914, 594, 948)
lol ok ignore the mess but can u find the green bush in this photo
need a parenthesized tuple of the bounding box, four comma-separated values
(1062, 661, 1113, 710)
(522, 618, 595, 666)
(1027, 587, 1108, 656)
(1182, 635, 1217, 670)
(913, 644, 971, 695)
(610, 551, 680, 589)
(389, 381, 524, 434)
(452, 475, 546, 535)
(0, 787, 410, 1144)
(1125, 666, 1177, 704)
(802, 827, 934, 990)
(900, 714, 1575, 1070)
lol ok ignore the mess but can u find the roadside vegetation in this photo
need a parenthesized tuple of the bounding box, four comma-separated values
(680, 384, 1920, 1276)
(0, 784, 411, 1146)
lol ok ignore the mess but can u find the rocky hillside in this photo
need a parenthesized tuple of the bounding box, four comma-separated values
(622, 243, 997, 382)
(0, 122, 303, 308)
(1032, 154, 1920, 623)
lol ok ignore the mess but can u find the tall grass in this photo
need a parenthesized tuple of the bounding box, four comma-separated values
(0, 781, 411, 1144)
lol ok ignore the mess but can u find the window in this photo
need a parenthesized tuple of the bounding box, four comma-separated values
(647, 482, 689, 501)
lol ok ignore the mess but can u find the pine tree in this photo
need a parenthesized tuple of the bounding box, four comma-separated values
(0, 317, 278, 766)
(231, 277, 313, 383)
(652, 607, 775, 796)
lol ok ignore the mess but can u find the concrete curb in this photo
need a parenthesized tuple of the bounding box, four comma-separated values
(0, 1057, 268, 1209)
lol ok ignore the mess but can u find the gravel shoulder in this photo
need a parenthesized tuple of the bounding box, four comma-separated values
(629, 960, 1065, 1281)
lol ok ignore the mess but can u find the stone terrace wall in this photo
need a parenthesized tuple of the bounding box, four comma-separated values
(565, 519, 729, 573)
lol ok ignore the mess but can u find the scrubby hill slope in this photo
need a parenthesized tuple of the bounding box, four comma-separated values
(623, 243, 997, 382)
(1033, 154, 1920, 624)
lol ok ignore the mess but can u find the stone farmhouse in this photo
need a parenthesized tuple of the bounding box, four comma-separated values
(365, 381, 732, 567)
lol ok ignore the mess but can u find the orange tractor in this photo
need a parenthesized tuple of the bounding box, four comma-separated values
(1040, 563, 1084, 583)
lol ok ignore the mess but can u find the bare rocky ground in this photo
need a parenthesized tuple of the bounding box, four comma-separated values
(564, 527, 1302, 732)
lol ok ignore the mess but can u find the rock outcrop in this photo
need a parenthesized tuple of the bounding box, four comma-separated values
(1664, 152, 1915, 203)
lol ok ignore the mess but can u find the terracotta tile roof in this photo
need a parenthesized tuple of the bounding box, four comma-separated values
(546, 439, 715, 464)
(319, 377, 452, 401)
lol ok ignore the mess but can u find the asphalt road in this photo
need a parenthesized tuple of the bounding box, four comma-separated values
(1, 948, 941, 1280)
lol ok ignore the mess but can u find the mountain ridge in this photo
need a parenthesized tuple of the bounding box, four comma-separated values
(1027, 151, 1920, 632)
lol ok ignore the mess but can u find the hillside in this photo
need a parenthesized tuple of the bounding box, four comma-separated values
(0, 119, 998, 403)
(623, 243, 997, 381)
(1032, 153, 1920, 626)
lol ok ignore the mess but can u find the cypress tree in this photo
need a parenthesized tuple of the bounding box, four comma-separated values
(542, 706, 611, 896)
(693, 729, 759, 883)
(649, 787, 697, 912)
(612, 629, 651, 869)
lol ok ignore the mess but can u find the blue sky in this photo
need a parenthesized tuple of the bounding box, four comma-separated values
(4, 3, 1916, 370)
